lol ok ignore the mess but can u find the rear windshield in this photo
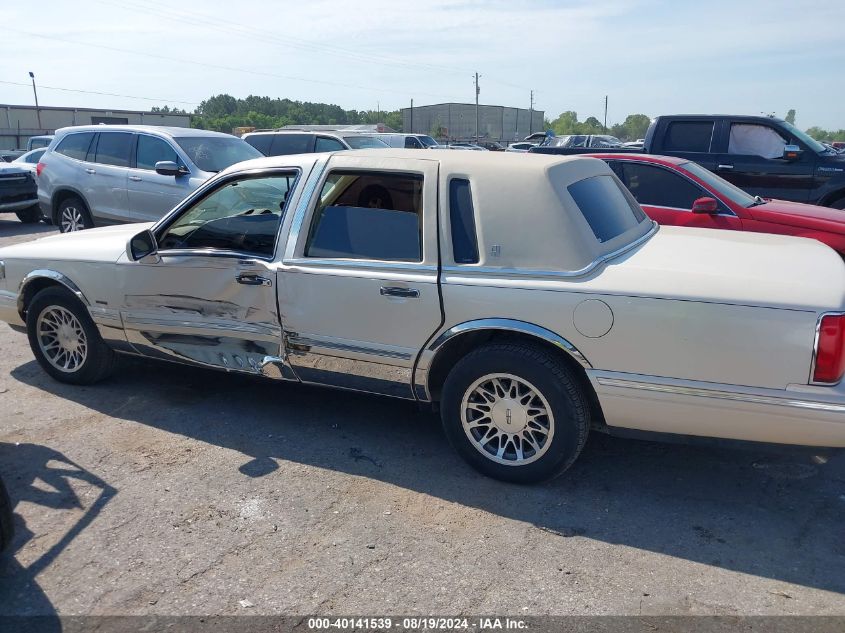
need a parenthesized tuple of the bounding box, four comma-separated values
(343, 136, 389, 149)
(567, 175, 647, 243)
(174, 136, 262, 172)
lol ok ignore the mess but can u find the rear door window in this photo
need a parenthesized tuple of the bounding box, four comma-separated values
(567, 175, 646, 243)
(269, 134, 314, 156)
(54, 133, 95, 161)
(664, 121, 714, 152)
(94, 132, 133, 167)
(306, 171, 423, 262)
(618, 162, 706, 209)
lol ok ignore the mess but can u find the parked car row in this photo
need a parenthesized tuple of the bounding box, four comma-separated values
(1, 149, 843, 483)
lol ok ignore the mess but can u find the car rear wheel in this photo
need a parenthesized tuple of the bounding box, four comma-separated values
(26, 287, 116, 385)
(440, 342, 590, 483)
(57, 197, 92, 233)
(15, 204, 41, 224)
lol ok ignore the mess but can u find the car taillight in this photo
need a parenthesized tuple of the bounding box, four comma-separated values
(36, 162, 45, 177)
(813, 314, 845, 384)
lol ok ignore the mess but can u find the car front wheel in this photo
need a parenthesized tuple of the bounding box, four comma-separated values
(57, 197, 92, 233)
(440, 342, 590, 483)
(26, 287, 116, 384)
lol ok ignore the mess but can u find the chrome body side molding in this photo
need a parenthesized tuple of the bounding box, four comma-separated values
(414, 318, 593, 401)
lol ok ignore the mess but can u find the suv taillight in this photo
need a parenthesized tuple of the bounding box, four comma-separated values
(813, 314, 845, 384)
(36, 162, 45, 177)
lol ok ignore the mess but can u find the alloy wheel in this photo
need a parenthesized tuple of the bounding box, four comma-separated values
(60, 206, 85, 232)
(36, 306, 88, 372)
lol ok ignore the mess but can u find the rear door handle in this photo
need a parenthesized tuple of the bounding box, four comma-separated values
(129, 176, 142, 182)
(85, 168, 96, 174)
(717, 164, 734, 170)
(380, 286, 419, 298)
(236, 274, 272, 287)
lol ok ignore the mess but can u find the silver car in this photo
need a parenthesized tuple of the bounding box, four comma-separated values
(38, 125, 262, 232)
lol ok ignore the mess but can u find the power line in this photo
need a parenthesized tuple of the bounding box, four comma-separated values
(0, 79, 198, 105)
(10, 29, 455, 101)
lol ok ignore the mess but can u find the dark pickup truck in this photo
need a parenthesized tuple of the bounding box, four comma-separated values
(532, 115, 845, 209)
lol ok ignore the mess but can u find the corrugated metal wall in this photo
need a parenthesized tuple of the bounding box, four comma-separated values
(402, 103, 545, 142)
(0, 104, 191, 150)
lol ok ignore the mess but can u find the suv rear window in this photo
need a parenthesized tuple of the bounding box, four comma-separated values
(55, 133, 95, 161)
(664, 121, 714, 153)
(269, 134, 313, 156)
(94, 132, 133, 167)
(567, 175, 646, 243)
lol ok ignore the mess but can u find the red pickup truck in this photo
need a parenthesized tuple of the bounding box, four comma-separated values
(588, 153, 845, 255)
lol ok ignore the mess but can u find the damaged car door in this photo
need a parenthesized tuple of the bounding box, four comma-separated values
(116, 170, 298, 372)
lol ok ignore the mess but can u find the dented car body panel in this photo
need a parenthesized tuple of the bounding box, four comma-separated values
(1, 149, 845, 449)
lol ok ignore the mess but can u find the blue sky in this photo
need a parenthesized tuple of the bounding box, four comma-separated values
(2, 0, 844, 129)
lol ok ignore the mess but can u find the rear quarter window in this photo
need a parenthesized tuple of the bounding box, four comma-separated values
(567, 175, 646, 243)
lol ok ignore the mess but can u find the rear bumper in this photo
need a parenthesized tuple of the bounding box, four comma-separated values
(591, 371, 845, 448)
(0, 197, 38, 213)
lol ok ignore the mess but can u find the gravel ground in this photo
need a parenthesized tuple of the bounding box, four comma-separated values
(0, 217, 843, 617)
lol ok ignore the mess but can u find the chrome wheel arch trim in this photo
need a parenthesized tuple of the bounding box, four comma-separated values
(414, 318, 592, 402)
(17, 269, 90, 315)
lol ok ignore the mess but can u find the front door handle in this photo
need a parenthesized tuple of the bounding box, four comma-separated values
(380, 286, 419, 298)
(129, 176, 142, 182)
(717, 164, 734, 170)
(236, 274, 272, 287)
(85, 168, 96, 174)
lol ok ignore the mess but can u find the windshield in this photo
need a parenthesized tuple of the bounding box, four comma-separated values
(417, 135, 438, 147)
(343, 136, 389, 149)
(174, 136, 263, 172)
(780, 120, 828, 154)
(680, 161, 757, 207)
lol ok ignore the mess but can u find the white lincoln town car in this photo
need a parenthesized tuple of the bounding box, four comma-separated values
(1, 150, 843, 482)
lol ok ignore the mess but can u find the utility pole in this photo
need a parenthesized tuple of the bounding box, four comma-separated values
(529, 90, 534, 135)
(410, 98, 413, 134)
(603, 95, 608, 133)
(29, 71, 41, 130)
(474, 72, 480, 144)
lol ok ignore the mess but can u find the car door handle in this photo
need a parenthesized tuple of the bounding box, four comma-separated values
(85, 168, 96, 174)
(129, 176, 142, 182)
(717, 164, 734, 170)
(236, 274, 272, 287)
(380, 286, 419, 298)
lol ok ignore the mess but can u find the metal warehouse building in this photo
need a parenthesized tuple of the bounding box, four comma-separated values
(402, 103, 545, 143)
(1, 104, 191, 150)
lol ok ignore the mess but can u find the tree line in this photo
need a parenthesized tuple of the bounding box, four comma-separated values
(153, 96, 843, 143)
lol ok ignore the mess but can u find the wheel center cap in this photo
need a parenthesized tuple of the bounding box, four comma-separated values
(490, 398, 527, 433)
(58, 325, 78, 351)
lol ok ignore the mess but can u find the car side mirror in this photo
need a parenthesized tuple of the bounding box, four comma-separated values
(155, 160, 188, 176)
(783, 144, 803, 161)
(692, 196, 719, 214)
(127, 229, 158, 262)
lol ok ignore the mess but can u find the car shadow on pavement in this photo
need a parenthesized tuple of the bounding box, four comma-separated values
(10, 357, 845, 596)
(0, 219, 55, 239)
(0, 441, 115, 624)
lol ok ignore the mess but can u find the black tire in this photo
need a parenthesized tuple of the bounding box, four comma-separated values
(15, 204, 41, 224)
(440, 342, 590, 484)
(56, 196, 93, 233)
(26, 287, 116, 385)
(0, 476, 13, 553)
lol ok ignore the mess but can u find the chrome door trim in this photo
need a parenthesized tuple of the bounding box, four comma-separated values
(287, 334, 414, 361)
(283, 156, 330, 261)
(596, 376, 845, 414)
(441, 221, 658, 280)
(284, 258, 437, 273)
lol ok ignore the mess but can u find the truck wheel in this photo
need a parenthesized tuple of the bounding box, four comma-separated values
(0, 476, 13, 553)
(26, 287, 116, 385)
(57, 197, 93, 233)
(15, 204, 41, 224)
(440, 342, 590, 483)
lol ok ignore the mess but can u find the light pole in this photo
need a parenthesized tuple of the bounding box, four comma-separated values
(29, 71, 42, 130)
